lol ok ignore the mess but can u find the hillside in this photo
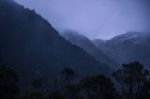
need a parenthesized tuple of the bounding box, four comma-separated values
(62, 31, 117, 68)
(0, 0, 110, 88)
(94, 32, 150, 69)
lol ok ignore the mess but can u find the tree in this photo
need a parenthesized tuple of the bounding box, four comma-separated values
(61, 67, 75, 85)
(46, 91, 66, 99)
(27, 91, 44, 99)
(26, 78, 44, 99)
(0, 64, 20, 99)
(65, 84, 81, 99)
(80, 74, 118, 99)
(138, 79, 150, 99)
(112, 61, 150, 99)
(32, 78, 43, 91)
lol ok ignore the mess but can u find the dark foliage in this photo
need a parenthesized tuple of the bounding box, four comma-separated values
(47, 91, 66, 99)
(62, 67, 75, 84)
(0, 64, 20, 99)
(0, 62, 149, 99)
(112, 61, 150, 99)
(79, 74, 119, 99)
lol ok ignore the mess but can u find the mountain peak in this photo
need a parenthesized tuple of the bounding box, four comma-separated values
(62, 31, 118, 69)
(93, 31, 150, 68)
(110, 32, 149, 42)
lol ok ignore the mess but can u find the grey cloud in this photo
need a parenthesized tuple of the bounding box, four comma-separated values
(14, 0, 150, 40)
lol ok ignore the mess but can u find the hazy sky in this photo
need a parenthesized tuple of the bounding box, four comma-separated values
(14, 0, 150, 40)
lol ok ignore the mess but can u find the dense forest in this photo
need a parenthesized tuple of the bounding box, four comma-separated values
(0, 62, 150, 99)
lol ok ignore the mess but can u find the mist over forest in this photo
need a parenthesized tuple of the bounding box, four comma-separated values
(0, 0, 150, 99)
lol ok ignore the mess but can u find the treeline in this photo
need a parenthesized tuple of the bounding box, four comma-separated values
(0, 62, 150, 99)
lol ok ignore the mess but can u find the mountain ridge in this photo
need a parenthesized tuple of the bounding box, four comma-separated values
(93, 32, 150, 69)
(0, 0, 110, 88)
(61, 31, 118, 69)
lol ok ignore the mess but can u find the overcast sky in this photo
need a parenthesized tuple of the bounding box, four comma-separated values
(14, 0, 150, 40)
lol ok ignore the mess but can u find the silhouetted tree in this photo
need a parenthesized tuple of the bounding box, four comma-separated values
(112, 61, 150, 99)
(61, 67, 81, 99)
(0, 64, 20, 99)
(65, 84, 81, 99)
(46, 91, 66, 99)
(23, 91, 43, 99)
(80, 74, 118, 99)
(32, 78, 43, 91)
(62, 67, 75, 85)
(138, 79, 150, 99)
(26, 78, 44, 99)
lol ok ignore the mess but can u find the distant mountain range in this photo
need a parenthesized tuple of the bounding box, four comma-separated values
(61, 31, 117, 68)
(61, 30, 150, 69)
(0, 0, 111, 88)
(93, 32, 150, 69)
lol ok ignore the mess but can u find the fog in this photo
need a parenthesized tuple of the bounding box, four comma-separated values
(14, 0, 150, 40)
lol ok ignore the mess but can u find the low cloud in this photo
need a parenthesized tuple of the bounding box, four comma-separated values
(15, 0, 150, 39)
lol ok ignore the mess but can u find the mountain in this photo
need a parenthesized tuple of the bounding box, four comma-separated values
(61, 31, 117, 68)
(0, 0, 110, 88)
(93, 32, 150, 69)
